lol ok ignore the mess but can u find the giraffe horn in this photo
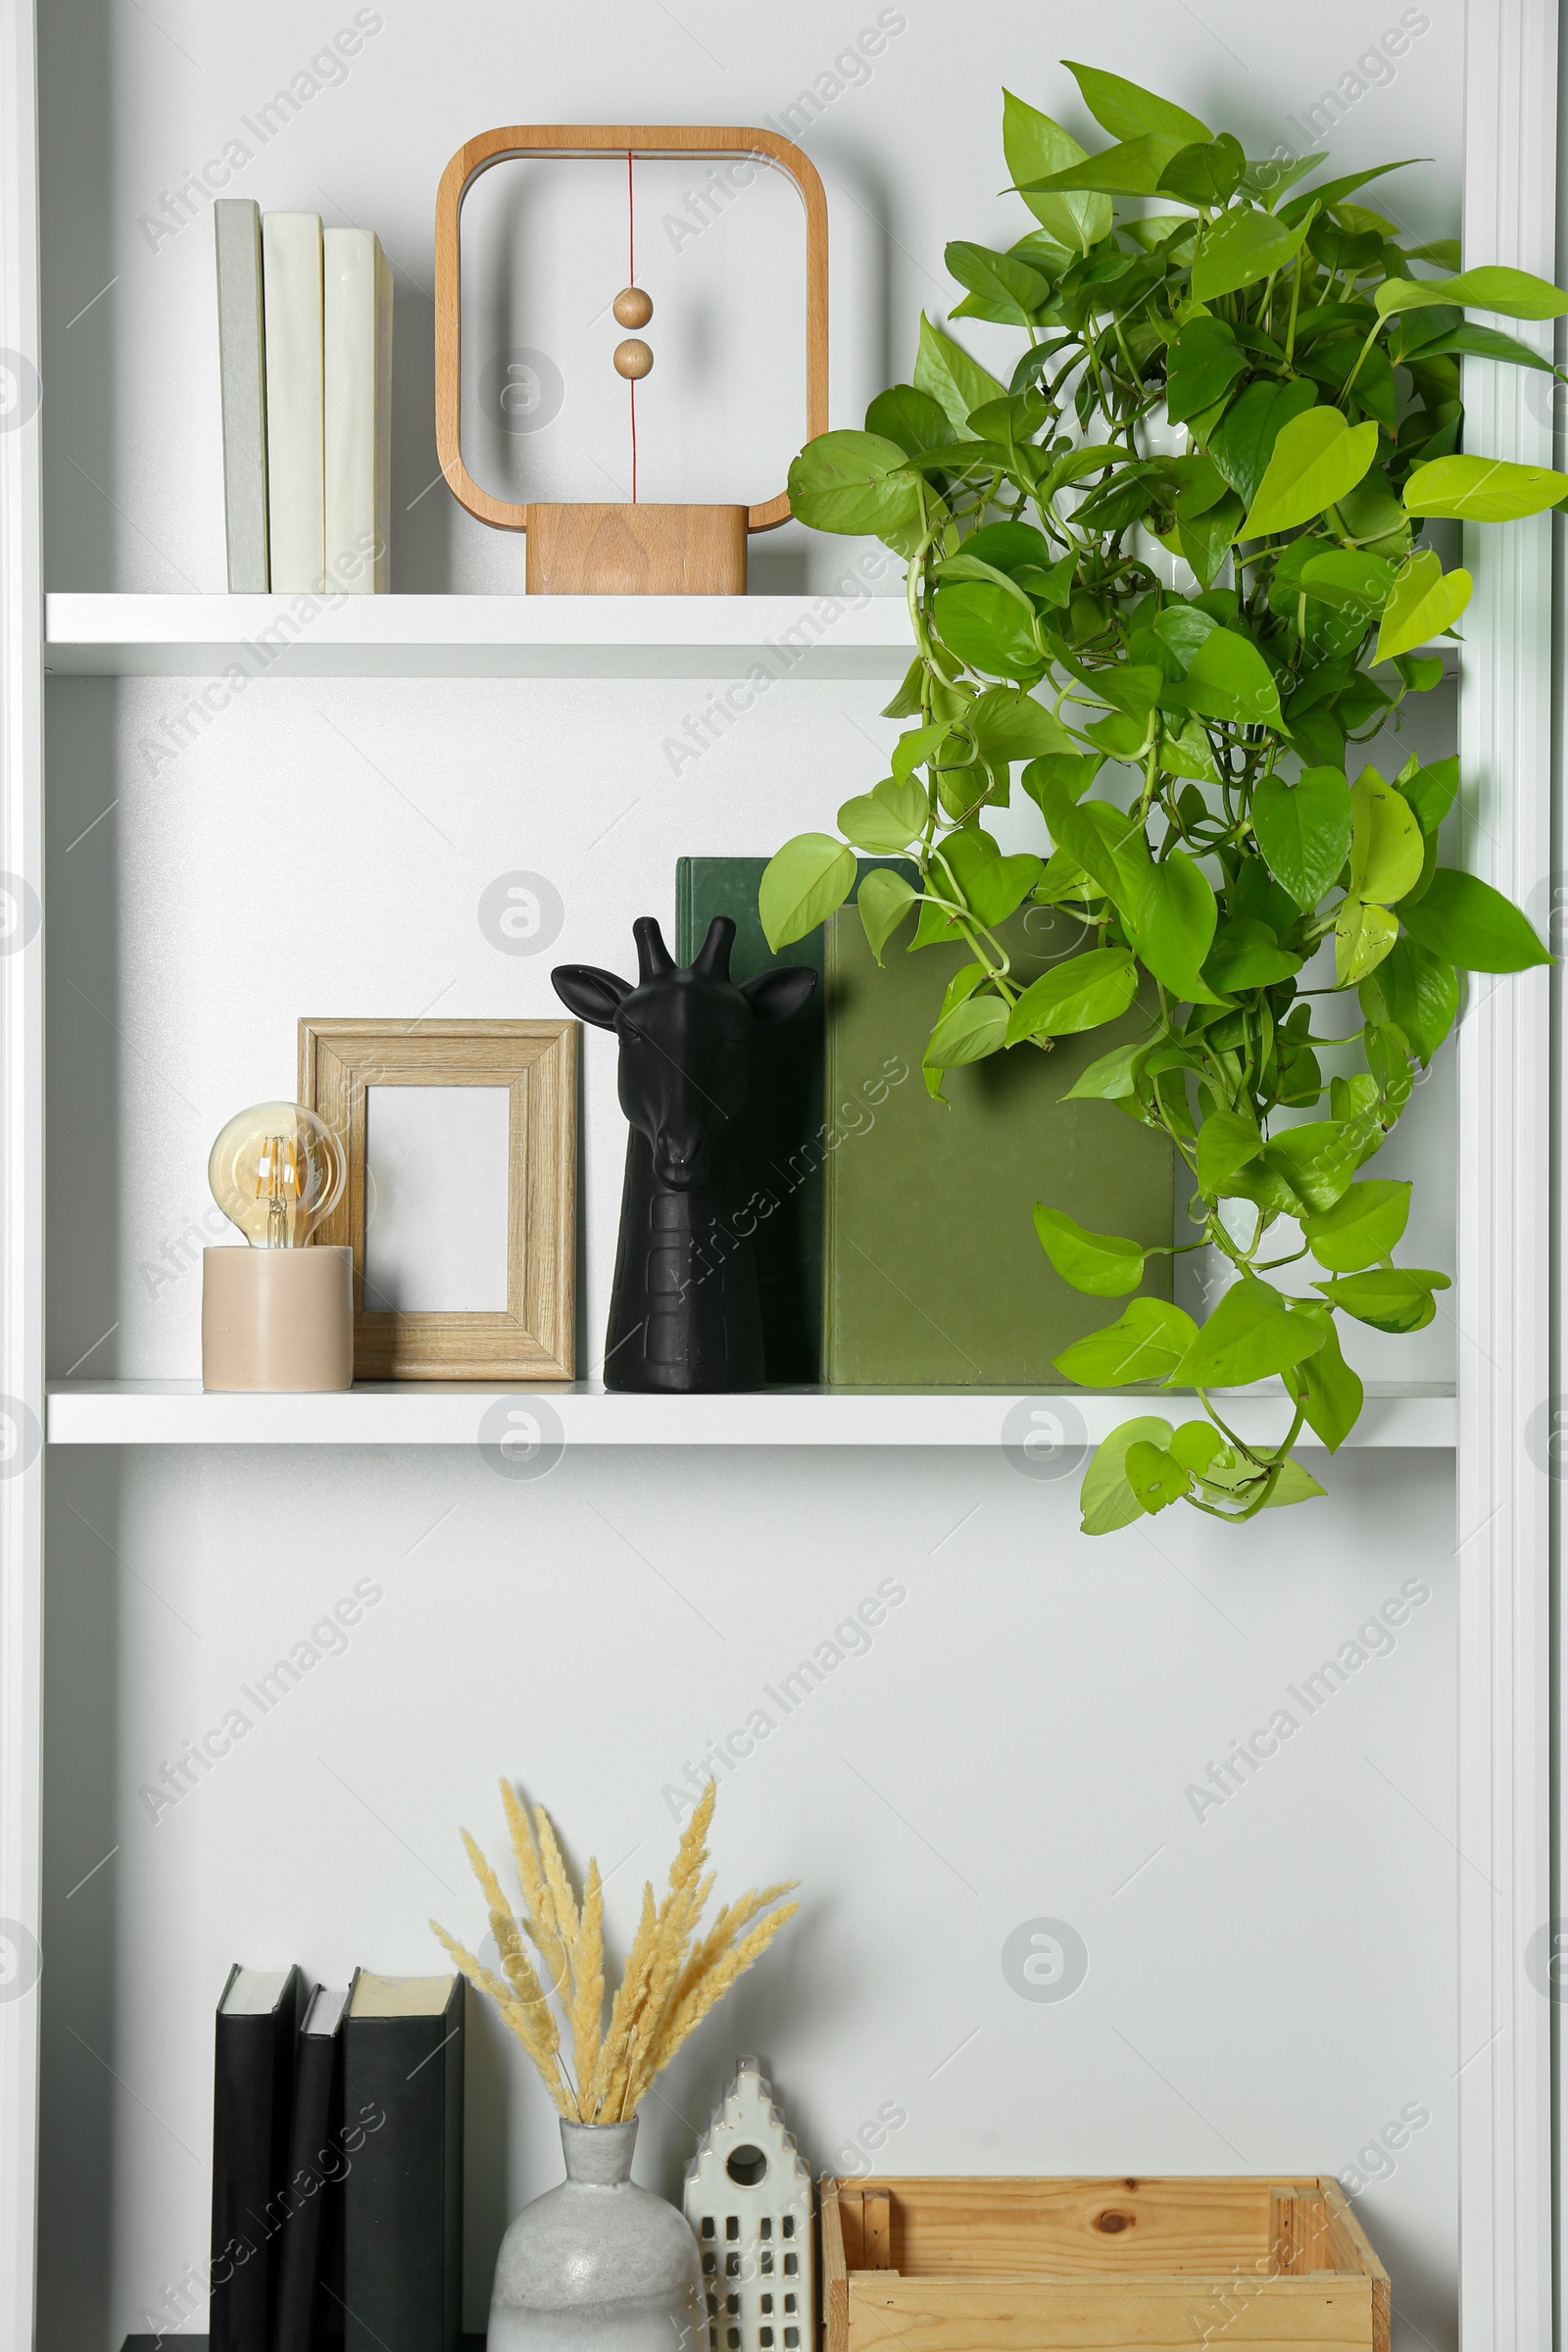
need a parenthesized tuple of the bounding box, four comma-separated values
(633, 917, 675, 980)
(691, 916, 735, 979)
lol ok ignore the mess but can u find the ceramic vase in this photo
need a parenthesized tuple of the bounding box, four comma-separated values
(488, 2116, 709, 2352)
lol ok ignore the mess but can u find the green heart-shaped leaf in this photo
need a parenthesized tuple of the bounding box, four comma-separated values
(1404, 453, 1568, 522)
(1349, 767, 1425, 906)
(1054, 1298, 1199, 1387)
(786, 431, 920, 537)
(1335, 896, 1399, 986)
(1302, 1178, 1412, 1271)
(1002, 88, 1110, 255)
(1125, 1440, 1192, 1513)
(1312, 1266, 1450, 1333)
(913, 315, 1006, 436)
(1079, 1416, 1176, 1534)
(1398, 868, 1552, 970)
(1192, 206, 1309, 304)
(924, 991, 1009, 1069)
(1251, 766, 1352, 908)
(1062, 60, 1211, 144)
(858, 867, 918, 964)
(1168, 1277, 1328, 1387)
(1005, 946, 1139, 1041)
(838, 775, 928, 854)
(1375, 264, 1568, 320)
(1033, 1205, 1148, 1297)
(760, 835, 857, 951)
(1244, 409, 1380, 537)
(1375, 550, 1473, 662)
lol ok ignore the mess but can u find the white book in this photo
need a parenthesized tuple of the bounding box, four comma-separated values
(262, 212, 324, 592)
(323, 227, 393, 593)
(214, 199, 269, 591)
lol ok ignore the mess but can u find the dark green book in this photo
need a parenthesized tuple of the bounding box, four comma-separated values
(822, 906, 1176, 1386)
(674, 856, 914, 1384)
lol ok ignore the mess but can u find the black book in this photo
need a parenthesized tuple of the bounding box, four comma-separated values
(342, 1973, 464, 2352)
(210, 1964, 308, 2352)
(272, 1984, 350, 2352)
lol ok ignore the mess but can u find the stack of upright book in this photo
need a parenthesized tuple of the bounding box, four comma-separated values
(675, 858, 1177, 1388)
(209, 1963, 464, 2352)
(215, 200, 393, 595)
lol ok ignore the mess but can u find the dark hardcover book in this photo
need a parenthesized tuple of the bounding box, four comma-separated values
(822, 905, 1176, 1385)
(674, 855, 916, 1383)
(272, 1984, 350, 2352)
(342, 1973, 464, 2352)
(210, 1964, 308, 2352)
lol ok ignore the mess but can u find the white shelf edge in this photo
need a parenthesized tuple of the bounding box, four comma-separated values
(43, 1379, 1456, 1449)
(42, 592, 916, 679)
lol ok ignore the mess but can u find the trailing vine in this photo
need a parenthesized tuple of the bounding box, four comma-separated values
(762, 66, 1559, 1531)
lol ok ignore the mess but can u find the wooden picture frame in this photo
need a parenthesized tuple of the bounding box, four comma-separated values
(298, 1018, 577, 1380)
(433, 122, 829, 591)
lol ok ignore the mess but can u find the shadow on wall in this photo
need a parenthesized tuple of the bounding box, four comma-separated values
(38, 0, 117, 586)
(45, 678, 122, 1381)
(38, 1449, 128, 2350)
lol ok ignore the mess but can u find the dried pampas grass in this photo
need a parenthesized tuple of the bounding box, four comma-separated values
(430, 1781, 797, 2122)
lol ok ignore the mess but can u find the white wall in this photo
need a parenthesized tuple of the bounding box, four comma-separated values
(36, 2, 1469, 2347)
(41, 1443, 1458, 2346)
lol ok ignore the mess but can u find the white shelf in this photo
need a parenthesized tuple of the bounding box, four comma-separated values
(44, 1380, 1455, 1448)
(43, 593, 915, 680)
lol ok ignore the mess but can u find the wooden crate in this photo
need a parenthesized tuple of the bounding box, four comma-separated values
(820, 2175, 1390, 2351)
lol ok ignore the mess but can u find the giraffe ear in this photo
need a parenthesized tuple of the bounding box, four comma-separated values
(741, 965, 817, 1025)
(552, 964, 631, 1029)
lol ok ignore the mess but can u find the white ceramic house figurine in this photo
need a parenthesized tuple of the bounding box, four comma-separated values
(684, 2055, 814, 2352)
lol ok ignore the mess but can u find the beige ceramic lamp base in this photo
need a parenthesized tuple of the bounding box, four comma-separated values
(202, 1247, 354, 1392)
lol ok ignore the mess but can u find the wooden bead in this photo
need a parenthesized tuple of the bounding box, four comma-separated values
(613, 337, 654, 380)
(612, 285, 653, 328)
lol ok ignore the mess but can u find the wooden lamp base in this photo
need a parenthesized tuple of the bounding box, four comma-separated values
(524, 503, 747, 595)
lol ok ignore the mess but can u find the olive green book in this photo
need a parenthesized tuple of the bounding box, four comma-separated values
(822, 906, 1176, 1387)
(674, 856, 914, 1384)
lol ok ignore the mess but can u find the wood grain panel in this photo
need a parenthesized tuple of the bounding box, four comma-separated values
(524, 502, 747, 594)
(844, 2274, 1373, 2349)
(837, 2176, 1278, 2278)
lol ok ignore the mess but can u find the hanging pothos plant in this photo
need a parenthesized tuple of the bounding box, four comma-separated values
(761, 65, 1561, 1532)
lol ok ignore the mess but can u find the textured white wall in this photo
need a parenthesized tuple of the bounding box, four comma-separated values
(36, 3, 1469, 2348)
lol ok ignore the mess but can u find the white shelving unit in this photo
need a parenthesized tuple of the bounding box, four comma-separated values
(43, 592, 915, 679)
(44, 1379, 1456, 1449)
(1, 6, 1555, 2348)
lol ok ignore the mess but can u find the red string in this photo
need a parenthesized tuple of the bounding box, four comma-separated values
(626, 148, 637, 504)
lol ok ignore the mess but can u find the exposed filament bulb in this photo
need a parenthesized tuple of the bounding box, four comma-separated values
(209, 1102, 346, 1250)
(256, 1131, 305, 1249)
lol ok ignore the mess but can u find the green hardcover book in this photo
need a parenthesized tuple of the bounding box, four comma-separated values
(674, 856, 914, 1384)
(822, 906, 1176, 1387)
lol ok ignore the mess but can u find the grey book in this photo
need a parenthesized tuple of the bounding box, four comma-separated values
(214, 199, 270, 591)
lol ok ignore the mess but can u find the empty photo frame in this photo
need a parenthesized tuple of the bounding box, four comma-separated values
(298, 1018, 577, 1379)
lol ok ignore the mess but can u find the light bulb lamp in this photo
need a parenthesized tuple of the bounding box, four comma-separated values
(202, 1102, 354, 1392)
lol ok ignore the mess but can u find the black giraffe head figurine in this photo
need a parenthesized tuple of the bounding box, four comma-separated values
(553, 915, 816, 1392)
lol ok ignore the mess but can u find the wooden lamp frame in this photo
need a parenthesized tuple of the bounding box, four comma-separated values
(433, 124, 828, 593)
